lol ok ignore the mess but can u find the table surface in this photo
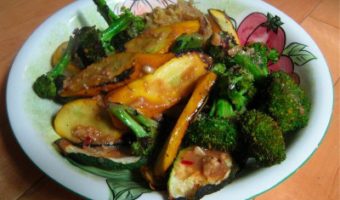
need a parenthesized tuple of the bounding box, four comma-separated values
(0, 0, 339, 199)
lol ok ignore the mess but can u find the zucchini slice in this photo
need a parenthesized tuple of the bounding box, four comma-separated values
(208, 9, 240, 45)
(168, 146, 237, 200)
(55, 139, 146, 170)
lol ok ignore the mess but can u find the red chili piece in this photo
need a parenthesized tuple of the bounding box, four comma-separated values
(83, 136, 93, 147)
(181, 160, 194, 166)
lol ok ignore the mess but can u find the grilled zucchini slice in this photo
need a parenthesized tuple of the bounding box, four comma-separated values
(168, 146, 237, 200)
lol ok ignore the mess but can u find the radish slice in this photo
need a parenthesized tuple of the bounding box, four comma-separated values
(269, 55, 294, 74)
(237, 12, 267, 45)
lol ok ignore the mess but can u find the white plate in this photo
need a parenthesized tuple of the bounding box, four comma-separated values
(6, 0, 333, 199)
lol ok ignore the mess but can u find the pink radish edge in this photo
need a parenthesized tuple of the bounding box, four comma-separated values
(269, 55, 294, 74)
(237, 12, 267, 45)
(248, 27, 286, 54)
(269, 56, 300, 84)
(266, 28, 286, 54)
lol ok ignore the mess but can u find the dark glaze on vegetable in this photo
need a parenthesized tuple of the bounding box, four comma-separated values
(97, 67, 135, 87)
(61, 53, 174, 97)
(55, 139, 146, 170)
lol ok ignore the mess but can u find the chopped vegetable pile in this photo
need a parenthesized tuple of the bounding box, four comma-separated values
(34, 0, 311, 199)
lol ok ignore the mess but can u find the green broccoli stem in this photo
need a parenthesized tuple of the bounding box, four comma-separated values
(171, 34, 204, 54)
(108, 103, 158, 156)
(209, 99, 235, 118)
(125, 108, 158, 130)
(93, 0, 118, 24)
(267, 49, 279, 63)
(108, 104, 149, 138)
(91, 2, 146, 53)
(228, 89, 248, 110)
(48, 36, 75, 78)
(100, 12, 133, 54)
(233, 53, 268, 79)
(33, 36, 76, 99)
(211, 63, 227, 75)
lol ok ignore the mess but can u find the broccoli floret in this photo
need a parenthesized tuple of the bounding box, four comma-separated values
(170, 34, 204, 54)
(108, 103, 158, 156)
(125, 14, 145, 38)
(209, 99, 236, 119)
(73, 8, 145, 68)
(186, 115, 238, 151)
(208, 43, 278, 115)
(92, 0, 145, 52)
(33, 36, 77, 99)
(206, 32, 238, 60)
(233, 43, 278, 80)
(240, 110, 286, 166)
(216, 65, 257, 113)
(111, 14, 145, 52)
(185, 86, 238, 151)
(72, 27, 106, 68)
(93, 0, 145, 39)
(210, 63, 256, 115)
(262, 71, 311, 133)
(208, 42, 278, 80)
(211, 63, 226, 75)
(206, 45, 228, 64)
(267, 48, 280, 63)
(249, 42, 279, 68)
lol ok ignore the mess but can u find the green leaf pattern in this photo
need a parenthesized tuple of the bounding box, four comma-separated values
(282, 42, 317, 66)
(107, 179, 151, 200)
(66, 158, 151, 200)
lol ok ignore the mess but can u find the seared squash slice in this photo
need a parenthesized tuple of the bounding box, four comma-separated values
(154, 72, 217, 177)
(106, 52, 211, 119)
(208, 9, 240, 45)
(60, 53, 174, 97)
(54, 98, 122, 145)
(125, 20, 200, 54)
